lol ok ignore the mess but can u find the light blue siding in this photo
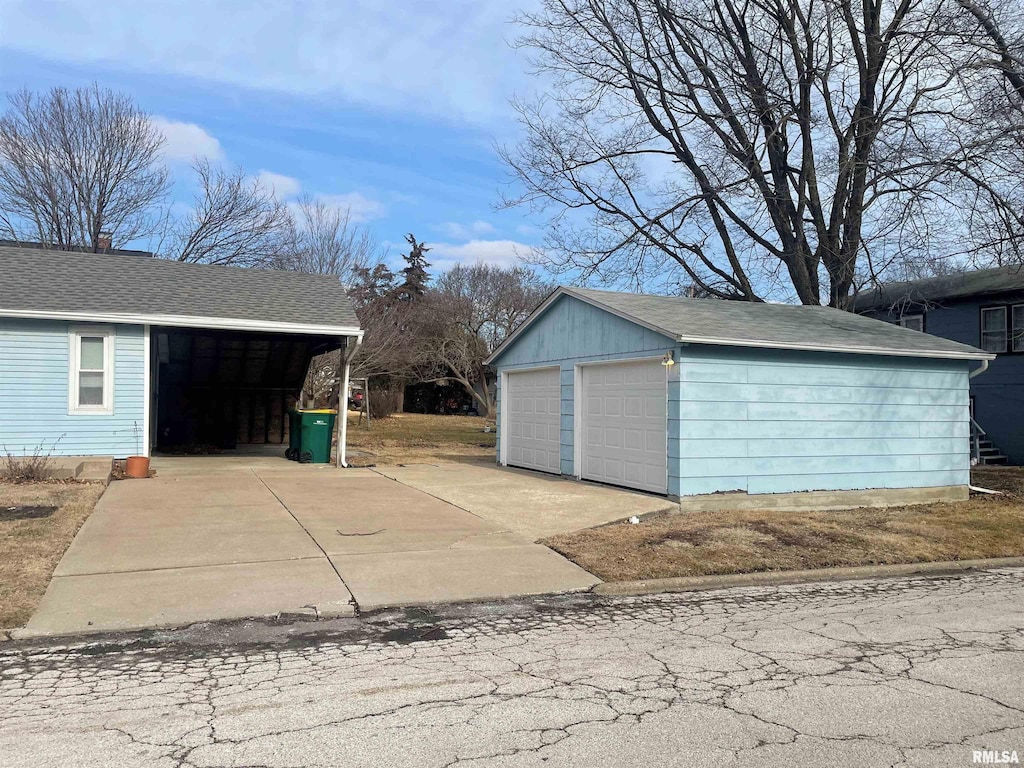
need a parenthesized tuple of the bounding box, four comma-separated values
(493, 294, 676, 479)
(675, 346, 971, 495)
(493, 295, 972, 498)
(0, 319, 147, 457)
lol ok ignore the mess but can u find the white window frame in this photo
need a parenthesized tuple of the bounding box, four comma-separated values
(899, 314, 924, 332)
(1012, 305, 1024, 353)
(981, 307, 1008, 354)
(68, 325, 115, 415)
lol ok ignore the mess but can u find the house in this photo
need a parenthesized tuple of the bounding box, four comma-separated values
(854, 265, 1024, 465)
(484, 287, 992, 504)
(0, 245, 362, 464)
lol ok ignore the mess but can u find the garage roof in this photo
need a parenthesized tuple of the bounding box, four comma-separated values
(0, 245, 362, 337)
(486, 287, 992, 363)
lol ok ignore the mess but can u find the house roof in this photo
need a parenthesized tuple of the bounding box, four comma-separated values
(486, 286, 992, 364)
(0, 245, 362, 337)
(852, 265, 1024, 312)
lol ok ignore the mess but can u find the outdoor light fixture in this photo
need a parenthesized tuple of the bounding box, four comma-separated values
(661, 351, 675, 366)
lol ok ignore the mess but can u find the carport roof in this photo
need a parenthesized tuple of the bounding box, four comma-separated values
(0, 245, 362, 337)
(486, 286, 993, 363)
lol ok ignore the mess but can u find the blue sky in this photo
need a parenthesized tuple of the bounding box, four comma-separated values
(0, 0, 545, 275)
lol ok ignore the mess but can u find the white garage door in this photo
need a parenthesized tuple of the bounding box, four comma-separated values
(505, 367, 561, 474)
(581, 359, 667, 494)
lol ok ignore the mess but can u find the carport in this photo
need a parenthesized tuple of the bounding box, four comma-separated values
(151, 327, 340, 452)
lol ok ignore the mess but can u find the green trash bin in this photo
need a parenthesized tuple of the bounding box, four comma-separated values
(297, 409, 337, 464)
(285, 411, 302, 461)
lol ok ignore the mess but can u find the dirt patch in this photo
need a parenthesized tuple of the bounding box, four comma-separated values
(345, 412, 496, 466)
(0, 482, 105, 628)
(0, 505, 57, 522)
(971, 466, 1024, 496)
(543, 496, 1024, 582)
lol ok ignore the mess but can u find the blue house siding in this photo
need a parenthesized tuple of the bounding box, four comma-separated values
(863, 294, 1024, 463)
(0, 319, 147, 457)
(674, 346, 970, 495)
(494, 294, 676, 478)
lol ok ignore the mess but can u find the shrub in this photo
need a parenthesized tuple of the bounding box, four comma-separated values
(1, 435, 65, 483)
(367, 386, 403, 419)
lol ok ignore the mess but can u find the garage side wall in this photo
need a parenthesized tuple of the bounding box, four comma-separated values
(494, 295, 676, 478)
(0, 318, 146, 456)
(674, 345, 971, 495)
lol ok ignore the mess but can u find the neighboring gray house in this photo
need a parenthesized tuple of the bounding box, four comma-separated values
(485, 287, 991, 502)
(0, 245, 363, 463)
(855, 266, 1024, 465)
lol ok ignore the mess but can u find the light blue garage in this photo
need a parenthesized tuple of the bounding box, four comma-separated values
(485, 288, 994, 501)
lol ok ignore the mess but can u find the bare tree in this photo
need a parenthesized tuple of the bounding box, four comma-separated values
(303, 261, 430, 406)
(422, 264, 552, 417)
(501, 0, 1024, 307)
(957, 0, 1024, 102)
(0, 84, 169, 250)
(277, 195, 378, 284)
(169, 159, 292, 266)
(952, 0, 1024, 267)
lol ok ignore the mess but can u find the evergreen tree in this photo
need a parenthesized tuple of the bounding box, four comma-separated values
(396, 233, 430, 301)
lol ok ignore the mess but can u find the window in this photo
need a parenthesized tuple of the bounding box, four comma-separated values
(981, 307, 1008, 353)
(899, 314, 924, 332)
(69, 327, 114, 414)
(1013, 305, 1024, 352)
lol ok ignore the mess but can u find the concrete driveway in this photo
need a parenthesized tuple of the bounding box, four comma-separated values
(22, 460, 664, 636)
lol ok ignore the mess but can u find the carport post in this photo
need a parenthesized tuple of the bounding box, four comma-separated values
(336, 336, 359, 467)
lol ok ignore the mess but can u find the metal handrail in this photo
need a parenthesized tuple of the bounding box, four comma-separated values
(970, 416, 986, 465)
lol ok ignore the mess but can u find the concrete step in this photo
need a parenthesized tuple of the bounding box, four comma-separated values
(75, 459, 114, 482)
(979, 454, 1009, 465)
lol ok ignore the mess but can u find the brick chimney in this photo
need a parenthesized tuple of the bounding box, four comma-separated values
(97, 231, 113, 251)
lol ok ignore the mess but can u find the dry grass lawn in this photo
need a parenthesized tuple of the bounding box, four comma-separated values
(345, 412, 496, 465)
(544, 490, 1024, 583)
(0, 482, 105, 629)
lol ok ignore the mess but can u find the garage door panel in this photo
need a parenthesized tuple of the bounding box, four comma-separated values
(581, 359, 667, 494)
(505, 368, 561, 475)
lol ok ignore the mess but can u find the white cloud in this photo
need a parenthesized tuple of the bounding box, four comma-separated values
(316, 192, 386, 223)
(287, 192, 386, 224)
(428, 239, 538, 271)
(150, 116, 224, 163)
(256, 170, 302, 198)
(3, 1, 538, 125)
(439, 220, 497, 240)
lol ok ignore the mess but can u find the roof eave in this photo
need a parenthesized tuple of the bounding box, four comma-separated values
(0, 308, 364, 339)
(675, 333, 994, 361)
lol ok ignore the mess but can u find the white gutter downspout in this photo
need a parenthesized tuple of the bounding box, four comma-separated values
(336, 335, 362, 468)
(967, 359, 991, 479)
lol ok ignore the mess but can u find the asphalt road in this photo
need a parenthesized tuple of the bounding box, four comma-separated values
(1, 569, 1023, 767)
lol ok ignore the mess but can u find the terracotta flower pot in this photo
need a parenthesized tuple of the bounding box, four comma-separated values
(125, 456, 150, 479)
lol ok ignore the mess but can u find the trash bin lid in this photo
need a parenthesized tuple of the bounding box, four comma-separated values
(299, 409, 338, 414)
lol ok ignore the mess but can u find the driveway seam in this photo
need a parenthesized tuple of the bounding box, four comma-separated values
(368, 468, 491, 522)
(251, 469, 360, 613)
(53, 555, 328, 578)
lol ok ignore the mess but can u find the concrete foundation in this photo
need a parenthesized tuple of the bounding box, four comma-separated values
(673, 485, 969, 513)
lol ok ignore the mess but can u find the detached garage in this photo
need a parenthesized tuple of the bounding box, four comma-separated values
(486, 287, 993, 502)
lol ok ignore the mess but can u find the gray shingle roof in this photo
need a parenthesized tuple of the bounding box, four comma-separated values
(0, 246, 360, 333)
(489, 287, 991, 362)
(852, 265, 1024, 311)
